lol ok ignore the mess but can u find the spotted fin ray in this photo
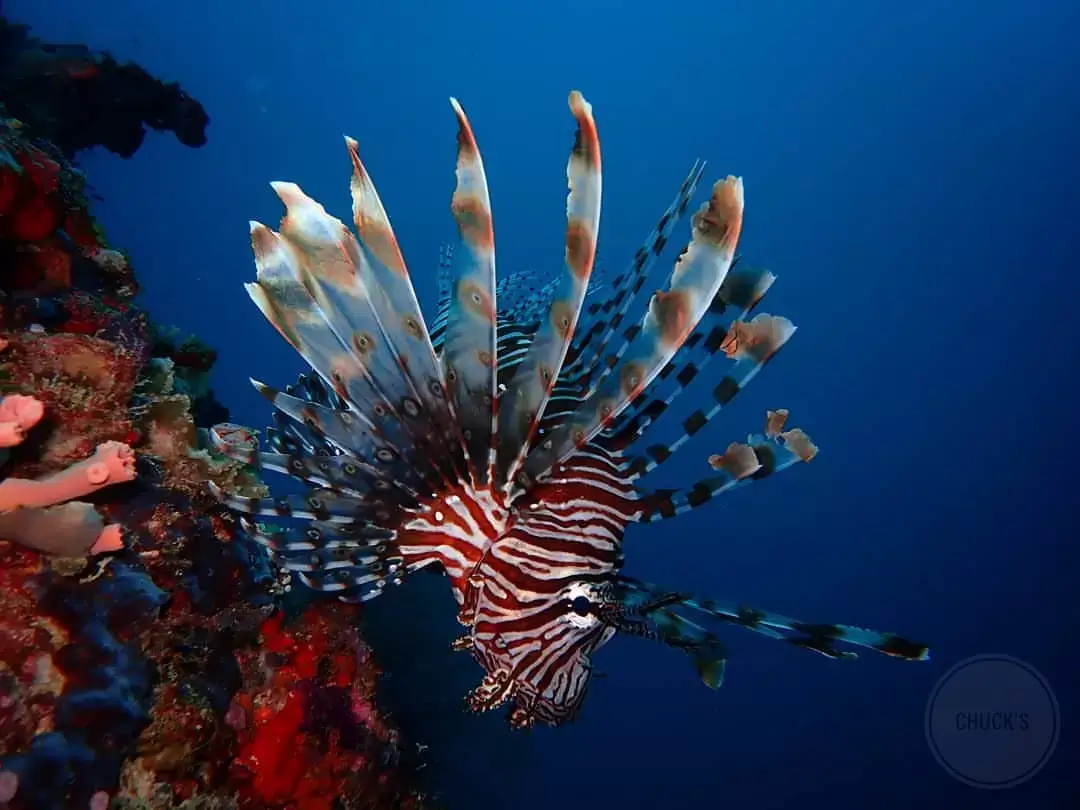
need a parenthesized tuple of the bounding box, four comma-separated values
(566, 160, 707, 393)
(440, 99, 498, 485)
(520, 176, 745, 486)
(496, 91, 603, 490)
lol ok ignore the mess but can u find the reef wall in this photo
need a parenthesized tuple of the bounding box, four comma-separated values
(0, 18, 432, 810)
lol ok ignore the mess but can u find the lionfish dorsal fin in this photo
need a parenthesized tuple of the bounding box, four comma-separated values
(269, 185, 439, 437)
(439, 98, 499, 485)
(430, 243, 456, 354)
(605, 263, 779, 446)
(245, 220, 379, 410)
(344, 139, 469, 476)
(520, 176, 745, 485)
(567, 160, 707, 393)
(495, 90, 602, 490)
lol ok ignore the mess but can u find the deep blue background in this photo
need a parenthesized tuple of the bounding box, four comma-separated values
(9, 1, 1078, 808)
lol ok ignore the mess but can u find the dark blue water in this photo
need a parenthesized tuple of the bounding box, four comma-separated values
(11, 1, 1077, 807)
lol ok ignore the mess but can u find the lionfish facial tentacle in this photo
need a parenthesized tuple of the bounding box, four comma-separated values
(496, 90, 603, 491)
(441, 98, 499, 485)
(568, 160, 709, 395)
(519, 176, 745, 488)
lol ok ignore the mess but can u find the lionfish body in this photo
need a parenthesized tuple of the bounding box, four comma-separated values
(211, 91, 928, 729)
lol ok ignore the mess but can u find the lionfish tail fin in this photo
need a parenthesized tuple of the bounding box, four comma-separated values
(496, 91, 603, 491)
(519, 176, 745, 488)
(601, 577, 929, 686)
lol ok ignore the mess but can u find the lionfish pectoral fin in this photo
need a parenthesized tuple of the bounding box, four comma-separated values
(636, 410, 818, 519)
(240, 517, 404, 603)
(605, 576, 930, 672)
(694, 648, 727, 690)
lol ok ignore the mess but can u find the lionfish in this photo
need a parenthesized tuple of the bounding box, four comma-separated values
(210, 91, 928, 729)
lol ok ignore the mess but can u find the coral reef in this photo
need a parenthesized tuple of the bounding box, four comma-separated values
(0, 15, 209, 159)
(0, 60, 430, 810)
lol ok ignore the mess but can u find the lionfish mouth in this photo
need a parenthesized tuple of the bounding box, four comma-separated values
(210, 91, 930, 730)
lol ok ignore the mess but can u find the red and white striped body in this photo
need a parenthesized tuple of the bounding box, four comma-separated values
(396, 443, 641, 726)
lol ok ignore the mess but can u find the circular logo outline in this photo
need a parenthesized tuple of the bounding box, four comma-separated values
(925, 654, 1059, 790)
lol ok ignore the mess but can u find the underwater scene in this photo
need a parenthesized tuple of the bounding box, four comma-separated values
(0, 1, 1075, 808)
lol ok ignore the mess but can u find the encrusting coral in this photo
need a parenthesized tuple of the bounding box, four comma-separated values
(0, 31, 435, 807)
(0, 382, 136, 557)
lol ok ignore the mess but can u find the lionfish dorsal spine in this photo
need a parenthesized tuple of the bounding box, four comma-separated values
(266, 181, 452, 486)
(519, 176, 745, 484)
(495, 90, 603, 491)
(568, 159, 708, 395)
(344, 136, 465, 470)
(439, 98, 499, 485)
(607, 264, 778, 446)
